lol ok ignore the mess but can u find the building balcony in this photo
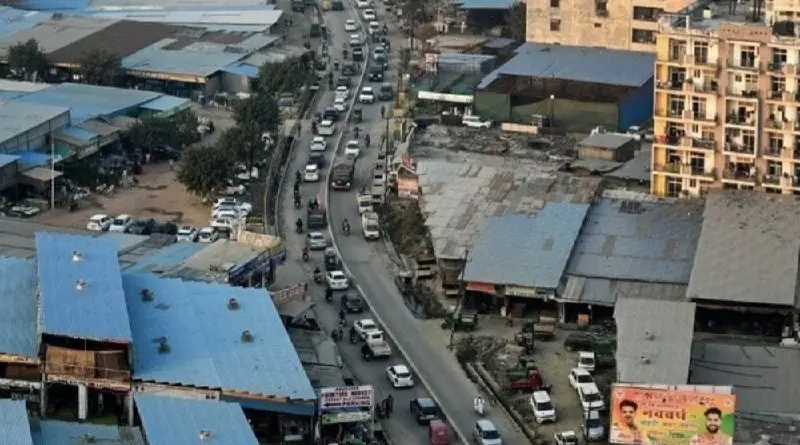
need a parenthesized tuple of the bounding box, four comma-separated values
(654, 108, 688, 119)
(725, 114, 756, 126)
(724, 142, 756, 155)
(690, 138, 716, 151)
(726, 59, 760, 72)
(655, 80, 683, 91)
(722, 168, 757, 181)
(726, 88, 760, 100)
(762, 173, 782, 184)
(654, 162, 683, 174)
(763, 145, 784, 157)
(694, 57, 720, 68)
(653, 133, 681, 146)
(684, 80, 718, 94)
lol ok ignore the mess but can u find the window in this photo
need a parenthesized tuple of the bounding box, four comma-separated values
(743, 130, 756, 150)
(595, 0, 608, 16)
(744, 73, 758, 84)
(550, 0, 559, 7)
(771, 76, 786, 94)
(767, 160, 782, 176)
(770, 135, 785, 149)
(739, 46, 756, 67)
(772, 48, 787, 66)
(632, 29, 656, 44)
(690, 153, 706, 172)
(669, 39, 687, 61)
(550, 19, 561, 31)
(633, 6, 662, 21)
(594, 22, 602, 27)
(669, 96, 685, 115)
(667, 178, 682, 197)
(694, 42, 709, 64)
(666, 149, 681, 164)
(691, 97, 706, 118)
(689, 179, 698, 188)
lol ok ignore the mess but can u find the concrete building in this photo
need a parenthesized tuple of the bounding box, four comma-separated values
(578, 133, 638, 161)
(525, 0, 694, 52)
(475, 43, 655, 131)
(651, 2, 800, 197)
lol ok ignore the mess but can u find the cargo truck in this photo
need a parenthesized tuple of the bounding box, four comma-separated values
(330, 156, 356, 190)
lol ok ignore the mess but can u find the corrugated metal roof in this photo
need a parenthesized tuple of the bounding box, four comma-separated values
(0, 399, 33, 445)
(124, 241, 206, 273)
(463, 204, 590, 288)
(0, 101, 68, 146)
(605, 148, 651, 182)
(0, 7, 51, 38)
(560, 276, 687, 306)
(479, 42, 655, 88)
(123, 273, 316, 399)
(58, 125, 97, 142)
(21, 0, 89, 10)
(0, 257, 38, 358)
(687, 190, 800, 307)
(139, 95, 189, 112)
(690, 343, 800, 414)
(35, 232, 132, 342)
(32, 420, 145, 445)
(134, 394, 258, 445)
(579, 133, 632, 149)
(0, 153, 20, 167)
(458, 0, 514, 9)
(0, 16, 118, 59)
(0, 80, 52, 93)
(614, 299, 695, 384)
(89, 8, 282, 29)
(11, 151, 51, 167)
(223, 62, 260, 78)
(566, 197, 703, 283)
(88, 0, 269, 9)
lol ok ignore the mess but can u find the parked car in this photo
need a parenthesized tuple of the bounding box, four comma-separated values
(152, 221, 178, 235)
(359, 87, 375, 104)
(577, 351, 596, 373)
(472, 419, 502, 445)
(214, 198, 252, 214)
(356, 0, 371, 7)
(326, 270, 349, 290)
(409, 397, 439, 424)
(310, 136, 327, 152)
(210, 218, 235, 231)
(583, 410, 606, 442)
(354, 318, 379, 338)
(198, 226, 220, 243)
(176, 225, 199, 242)
(568, 368, 595, 391)
(578, 383, 605, 411)
(463, 115, 492, 128)
(530, 390, 557, 424)
(127, 218, 156, 235)
(221, 182, 246, 196)
(363, 8, 376, 20)
(386, 365, 414, 388)
(86, 214, 113, 231)
(109, 214, 133, 232)
(345, 19, 358, 31)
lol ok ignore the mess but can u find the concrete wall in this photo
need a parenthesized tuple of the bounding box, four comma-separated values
(0, 111, 70, 154)
(217, 72, 253, 95)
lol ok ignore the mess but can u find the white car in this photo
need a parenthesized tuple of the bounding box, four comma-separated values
(354, 318, 379, 339)
(318, 120, 336, 136)
(462, 115, 493, 128)
(304, 164, 320, 182)
(210, 218, 235, 231)
(198, 227, 219, 243)
(213, 202, 250, 217)
(386, 365, 414, 388)
(349, 34, 362, 45)
(310, 136, 327, 152)
(109, 214, 133, 232)
(326, 270, 349, 290)
(368, 20, 380, 34)
(568, 368, 595, 391)
(356, 0, 370, 7)
(530, 390, 557, 424)
(344, 140, 361, 157)
(212, 209, 242, 222)
(221, 183, 246, 196)
(234, 164, 259, 181)
(176, 225, 199, 242)
(86, 214, 113, 231)
(577, 351, 596, 373)
(333, 96, 348, 112)
(335, 86, 350, 100)
(373, 46, 386, 60)
(363, 8, 376, 20)
(213, 198, 252, 214)
(578, 383, 605, 411)
(359, 87, 375, 104)
(554, 431, 579, 445)
(345, 19, 358, 31)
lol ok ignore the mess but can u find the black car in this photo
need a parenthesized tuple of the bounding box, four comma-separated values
(352, 48, 364, 62)
(152, 221, 178, 235)
(368, 66, 384, 82)
(323, 107, 339, 121)
(308, 153, 325, 168)
(127, 218, 156, 235)
(336, 76, 352, 88)
(409, 398, 440, 424)
(341, 63, 357, 76)
(341, 295, 365, 313)
(564, 332, 596, 352)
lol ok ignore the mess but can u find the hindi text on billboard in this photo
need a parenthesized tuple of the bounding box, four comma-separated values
(319, 385, 374, 410)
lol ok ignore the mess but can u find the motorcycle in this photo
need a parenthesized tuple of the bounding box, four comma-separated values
(314, 271, 324, 285)
(294, 197, 301, 209)
(325, 292, 333, 303)
(474, 398, 485, 417)
(302, 250, 309, 262)
(342, 223, 351, 236)
(296, 220, 304, 234)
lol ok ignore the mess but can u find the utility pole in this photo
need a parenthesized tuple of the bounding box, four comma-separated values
(50, 131, 55, 210)
(448, 248, 469, 350)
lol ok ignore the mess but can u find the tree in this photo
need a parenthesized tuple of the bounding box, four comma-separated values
(166, 108, 201, 148)
(80, 49, 121, 86)
(503, 1, 527, 42)
(256, 56, 313, 94)
(7, 39, 47, 81)
(176, 144, 233, 198)
(125, 109, 200, 154)
(233, 93, 281, 134)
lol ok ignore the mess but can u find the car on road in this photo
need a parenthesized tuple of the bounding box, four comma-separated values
(472, 419, 502, 445)
(333, 96, 348, 112)
(176, 225, 199, 242)
(152, 221, 178, 236)
(373, 46, 386, 61)
(310, 136, 327, 152)
(554, 431, 579, 445)
(344, 140, 361, 157)
(335, 86, 350, 100)
(368, 65, 384, 81)
(86, 214, 113, 231)
(530, 390, 557, 424)
(341, 63, 358, 76)
(359, 86, 375, 104)
(210, 217, 235, 232)
(304, 164, 320, 182)
(363, 8, 376, 20)
(578, 383, 605, 411)
(462, 115, 493, 128)
(568, 367, 595, 391)
(318, 120, 336, 136)
(342, 295, 365, 313)
(349, 34, 362, 45)
(323, 107, 340, 121)
(386, 365, 414, 388)
(337, 76, 353, 88)
(308, 152, 325, 169)
(306, 232, 328, 250)
(127, 218, 155, 235)
(198, 226, 220, 243)
(356, 0, 370, 7)
(368, 20, 380, 34)
(409, 397, 439, 424)
(326, 270, 349, 290)
(345, 19, 358, 31)
(109, 214, 133, 232)
(352, 47, 364, 62)
(354, 318, 379, 339)
(379, 82, 394, 101)
(577, 351, 596, 373)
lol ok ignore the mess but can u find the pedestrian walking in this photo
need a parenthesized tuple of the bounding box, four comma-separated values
(380, 105, 385, 119)
(297, 122, 302, 135)
(168, 159, 174, 171)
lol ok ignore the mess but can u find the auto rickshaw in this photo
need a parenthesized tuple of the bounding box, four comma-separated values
(353, 108, 363, 123)
(429, 419, 450, 445)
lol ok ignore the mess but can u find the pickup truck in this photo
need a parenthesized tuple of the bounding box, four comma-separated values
(361, 211, 380, 240)
(330, 156, 356, 190)
(361, 330, 391, 360)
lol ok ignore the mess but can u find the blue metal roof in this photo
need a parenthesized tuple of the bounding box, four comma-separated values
(35, 232, 132, 342)
(0, 7, 51, 37)
(566, 198, 703, 283)
(125, 241, 206, 273)
(0, 400, 33, 445)
(223, 62, 260, 79)
(32, 421, 145, 445)
(21, 0, 88, 10)
(139, 95, 189, 113)
(134, 394, 258, 445)
(0, 153, 20, 168)
(464, 203, 590, 288)
(59, 125, 97, 142)
(478, 42, 655, 89)
(0, 257, 38, 358)
(458, 0, 514, 9)
(483, 37, 517, 49)
(123, 273, 316, 400)
(12, 151, 50, 167)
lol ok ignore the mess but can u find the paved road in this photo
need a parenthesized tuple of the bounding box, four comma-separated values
(275, 2, 433, 445)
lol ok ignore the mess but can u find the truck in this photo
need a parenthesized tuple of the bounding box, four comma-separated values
(361, 330, 391, 360)
(332, 0, 344, 9)
(330, 156, 356, 190)
(361, 211, 380, 240)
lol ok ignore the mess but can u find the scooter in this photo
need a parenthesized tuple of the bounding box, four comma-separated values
(302, 250, 309, 262)
(314, 272, 324, 285)
(342, 224, 350, 236)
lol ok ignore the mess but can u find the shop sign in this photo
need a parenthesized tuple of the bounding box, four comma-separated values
(0, 378, 40, 390)
(321, 411, 372, 425)
(319, 385, 373, 410)
(417, 91, 474, 104)
(466, 281, 495, 294)
(397, 177, 419, 200)
(272, 283, 307, 306)
(506, 285, 539, 298)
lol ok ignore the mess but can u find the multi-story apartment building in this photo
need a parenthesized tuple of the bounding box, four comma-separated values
(652, 3, 800, 197)
(526, 0, 695, 51)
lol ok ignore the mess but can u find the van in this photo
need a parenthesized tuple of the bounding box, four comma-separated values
(379, 82, 393, 101)
(529, 390, 557, 424)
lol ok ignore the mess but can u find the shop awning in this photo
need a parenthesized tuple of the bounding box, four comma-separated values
(21, 167, 62, 182)
(277, 299, 315, 321)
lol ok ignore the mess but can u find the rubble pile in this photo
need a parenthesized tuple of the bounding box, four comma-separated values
(383, 196, 432, 257)
(454, 335, 508, 364)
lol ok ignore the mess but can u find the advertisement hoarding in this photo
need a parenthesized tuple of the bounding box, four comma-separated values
(319, 385, 374, 410)
(610, 385, 736, 445)
(321, 411, 372, 425)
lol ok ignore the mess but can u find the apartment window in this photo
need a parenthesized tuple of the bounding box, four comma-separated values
(669, 68, 687, 86)
(689, 179, 698, 188)
(691, 97, 706, 118)
(669, 96, 685, 115)
(666, 178, 682, 197)
(739, 46, 756, 68)
(770, 135, 785, 149)
(694, 42, 709, 64)
(690, 153, 706, 172)
(550, 19, 561, 31)
(669, 40, 687, 61)
(743, 130, 756, 150)
(632, 29, 656, 44)
(768, 160, 783, 176)
(766, 187, 781, 194)
(632, 6, 662, 21)
(596, 0, 608, 16)
(594, 23, 602, 27)
(550, 0, 559, 7)
(772, 48, 788, 66)
(701, 129, 714, 140)
(771, 76, 786, 93)
(666, 149, 681, 163)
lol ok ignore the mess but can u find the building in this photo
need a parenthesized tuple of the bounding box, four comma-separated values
(525, 0, 695, 52)
(578, 133, 638, 162)
(415, 53, 498, 106)
(475, 43, 655, 132)
(651, 2, 800, 197)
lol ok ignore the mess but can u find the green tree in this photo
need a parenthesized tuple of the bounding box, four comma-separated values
(7, 39, 47, 81)
(125, 109, 201, 154)
(176, 144, 233, 198)
(256, 56, 313, 94)
(166, 108, 201, 148)
(233, 93, 281, 134)
(503, 1, 527, 42)
(80, 49, 121, 86)
(125, 118, 169, 152)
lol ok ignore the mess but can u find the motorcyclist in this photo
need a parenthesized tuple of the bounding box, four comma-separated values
(294, 181, 300, 193)
(294, 194, 301, 208)
(325, 287, 333, 302)
(302, 245, 310, 260)
(474, 396, 484, 415)
(295, 170, 301, 183)
(353, 126, 360, 138)
(342, 218, 350, 234)
(296, 218, 303, 233)
(365, 134, 371, 148)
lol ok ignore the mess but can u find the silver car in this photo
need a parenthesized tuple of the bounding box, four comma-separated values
(306, 232, 328, 250)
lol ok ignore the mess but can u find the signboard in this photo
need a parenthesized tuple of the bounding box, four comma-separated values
(417, 91, 474, 104)
(610, 386, 736, 445)
(319, 385, 374, 410)
(506, 285, 539, 298)
(272, 283, 308, 306)
(321, 411, 372, 425)
(466, 281, 496, 294)
(424, 53, 439, 73)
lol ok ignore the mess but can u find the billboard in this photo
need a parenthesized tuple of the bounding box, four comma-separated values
(610, 385, 736, 445)
(319, 385, 374, 410)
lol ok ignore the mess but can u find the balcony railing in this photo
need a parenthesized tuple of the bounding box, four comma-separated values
(726, 88, 760, 99)
(656, 80, 683, 91)
(693, 167, 716, 178)
(764, 146, 784, 156)
(724, 142, 756, 154)
(727, 59, 759, 71)
(685, 80, 718, 93)
(762, 173, 782, 184)
(726, 114, 756, 126)
(690, 138, 716, 150)
(722, 169, 757, 180)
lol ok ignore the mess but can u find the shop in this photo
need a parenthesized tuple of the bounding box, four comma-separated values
(317, 385, 376, 445)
